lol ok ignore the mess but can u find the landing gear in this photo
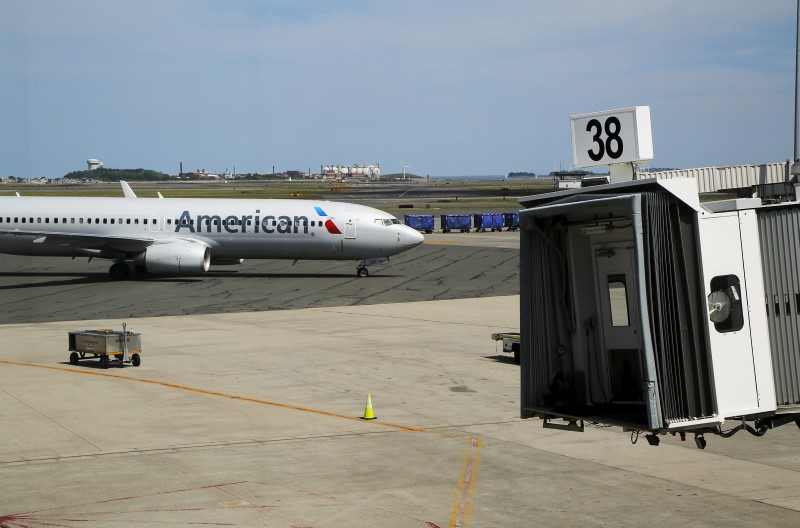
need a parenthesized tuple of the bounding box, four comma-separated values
(109, 262, 130, 280)
(355, 257, 387, 277)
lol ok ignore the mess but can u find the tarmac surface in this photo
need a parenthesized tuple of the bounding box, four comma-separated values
(2, 231, 800, 527)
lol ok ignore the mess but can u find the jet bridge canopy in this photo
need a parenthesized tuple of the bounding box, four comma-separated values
(519, 186, 714, 431)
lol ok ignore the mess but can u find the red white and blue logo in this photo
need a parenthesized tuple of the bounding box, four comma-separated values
(314, 206, 342, 235)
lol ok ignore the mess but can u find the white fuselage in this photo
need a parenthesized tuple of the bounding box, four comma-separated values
(0, 195, 424, 265)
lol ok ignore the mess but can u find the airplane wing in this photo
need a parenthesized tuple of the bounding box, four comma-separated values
(0, 229, 156, 252)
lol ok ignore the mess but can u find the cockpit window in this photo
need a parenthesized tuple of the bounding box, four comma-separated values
(375, 218, 400, 226)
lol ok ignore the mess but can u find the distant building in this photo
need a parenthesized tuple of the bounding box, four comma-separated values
(87, 158, 102, 170)
(322, 164, 381, 181)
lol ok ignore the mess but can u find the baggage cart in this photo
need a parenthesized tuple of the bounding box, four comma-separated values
(440, 214, 471, 233)
(492, 332, 520, 364)
(504, 212, 520, 231)
(68, 323, 142, 368)
(473, 213, 504, 232)
(404, 214, 435, 233)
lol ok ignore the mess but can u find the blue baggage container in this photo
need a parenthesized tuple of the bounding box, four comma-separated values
(473, 213, 504, 232)
(404, 214, 435, 233)
(440, 214, 471, 233)
(504, 212, 519, 231)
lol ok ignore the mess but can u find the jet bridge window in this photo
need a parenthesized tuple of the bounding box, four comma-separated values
(607, 274, 630, 327)
(708, 275, 744, 333)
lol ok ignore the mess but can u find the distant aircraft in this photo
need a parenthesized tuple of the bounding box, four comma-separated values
(0, 181, 425, 279)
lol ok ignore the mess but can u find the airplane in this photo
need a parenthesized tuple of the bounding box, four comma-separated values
(0, 181, 425, 279)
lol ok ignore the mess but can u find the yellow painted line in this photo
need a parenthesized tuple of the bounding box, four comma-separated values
(2, 359, 485, 520)
(450, 436, 482, 528)
(423, 239, 458, 245)
(0, 360, 425, 434)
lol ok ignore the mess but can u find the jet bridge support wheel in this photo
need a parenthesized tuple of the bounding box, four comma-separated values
(356, 266, 369, 278)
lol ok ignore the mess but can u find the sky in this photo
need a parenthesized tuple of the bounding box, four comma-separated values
(0, 1, 796, 178)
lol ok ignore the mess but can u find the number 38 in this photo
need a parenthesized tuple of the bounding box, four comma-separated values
(586, 116, 623, 162)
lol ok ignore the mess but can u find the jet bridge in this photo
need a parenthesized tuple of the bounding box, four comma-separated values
(518, 177, 797, 444)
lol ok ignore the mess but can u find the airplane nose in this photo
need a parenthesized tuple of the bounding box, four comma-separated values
(401, 226, 425, 249)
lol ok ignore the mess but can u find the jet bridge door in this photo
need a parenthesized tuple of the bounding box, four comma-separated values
(593, 243, 644, 403)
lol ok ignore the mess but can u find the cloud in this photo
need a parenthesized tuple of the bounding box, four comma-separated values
(0, 0, 795, 177)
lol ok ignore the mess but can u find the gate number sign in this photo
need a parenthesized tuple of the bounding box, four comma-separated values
(570, 106, 653, 168)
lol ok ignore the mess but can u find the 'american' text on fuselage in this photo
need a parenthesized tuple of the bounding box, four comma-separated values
(175, 210, 312, 234)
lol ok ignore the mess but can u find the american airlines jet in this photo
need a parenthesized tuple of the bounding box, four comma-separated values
(0, 182, 425, 279)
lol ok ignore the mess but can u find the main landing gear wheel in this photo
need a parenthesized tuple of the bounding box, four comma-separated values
(109, 262, 130, 280)
(356, 266, 369, 278)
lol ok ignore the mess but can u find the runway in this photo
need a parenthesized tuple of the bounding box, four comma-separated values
(2, 232, 800, 527)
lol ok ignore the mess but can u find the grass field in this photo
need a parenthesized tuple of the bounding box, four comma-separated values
(0, 178, 556, 214)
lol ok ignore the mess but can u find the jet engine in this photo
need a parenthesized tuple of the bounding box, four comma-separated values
(134, 241, 211, 274)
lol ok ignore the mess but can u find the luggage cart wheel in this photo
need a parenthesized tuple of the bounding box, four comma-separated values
(69, 352, 79, 365)
(100, 355, 109, 369)
(132, 354, 141, 367)
(356, 266, 369, 278)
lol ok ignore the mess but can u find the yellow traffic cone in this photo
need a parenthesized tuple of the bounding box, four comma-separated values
(361, 393, 377, 420)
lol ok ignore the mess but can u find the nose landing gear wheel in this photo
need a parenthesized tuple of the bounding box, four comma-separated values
(356, 266, 369, 278)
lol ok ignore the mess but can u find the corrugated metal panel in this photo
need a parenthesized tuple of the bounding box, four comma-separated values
(646, 161, 790, 193)
(757, 206, 800, 406)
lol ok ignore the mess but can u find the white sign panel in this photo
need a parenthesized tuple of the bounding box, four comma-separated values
(570, 106, 653, 168)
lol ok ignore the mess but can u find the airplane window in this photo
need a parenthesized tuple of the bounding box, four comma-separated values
(29, 218, 33, 223)
(14, 217, 18, 223)
(70, 219, 74, 223)
(103, 219, 108, 224)
(110, 219, 115, 224)
(45, 218, 49, 223)
(37, 218, 41, 223)
(21, 218, 26, 223)
(79, 219, 83, 224)
(87, 218, 92, 224)
(374, 219, 382, 226)
(135, 219, 139, 224)
(144, 219, 148, 225)
(126, 219, 131, 224)
(167, 219, 172, 225)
